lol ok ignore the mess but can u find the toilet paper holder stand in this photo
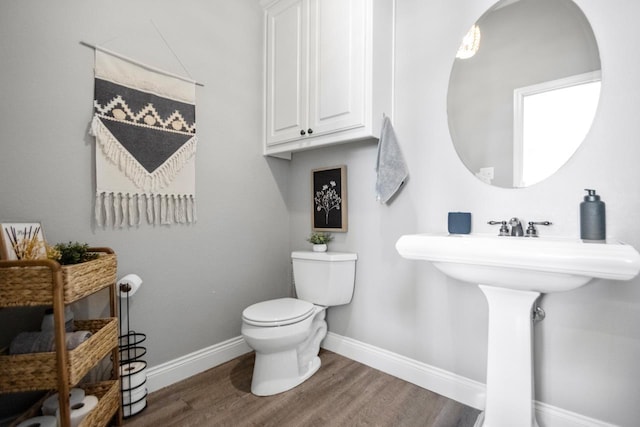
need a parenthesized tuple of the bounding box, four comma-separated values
(118, 281, 148, 418)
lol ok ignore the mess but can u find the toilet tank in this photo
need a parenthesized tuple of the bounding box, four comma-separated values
(291, 251, 357, 306)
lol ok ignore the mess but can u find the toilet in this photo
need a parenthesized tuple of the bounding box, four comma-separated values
(241, 251, 357, 396)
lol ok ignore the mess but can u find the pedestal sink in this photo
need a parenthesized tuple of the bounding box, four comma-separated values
(395, 233, 640, 427)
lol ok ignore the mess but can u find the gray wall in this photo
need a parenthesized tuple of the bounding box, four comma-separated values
(2, 0, 640, 426)
(0, 0, 291, 415)
(289, 0, 640, 426)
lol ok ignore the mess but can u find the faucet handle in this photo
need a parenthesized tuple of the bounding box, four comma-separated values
(525, 221, 552, 237)
(488, 220, 509, 236)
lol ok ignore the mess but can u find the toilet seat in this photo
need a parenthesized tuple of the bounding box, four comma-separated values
(242, 298, 315, 327)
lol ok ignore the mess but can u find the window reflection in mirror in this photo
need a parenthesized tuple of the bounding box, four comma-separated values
(514, 72, 601, 187)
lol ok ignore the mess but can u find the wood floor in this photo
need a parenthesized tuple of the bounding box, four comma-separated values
(124, 349, 480, 427)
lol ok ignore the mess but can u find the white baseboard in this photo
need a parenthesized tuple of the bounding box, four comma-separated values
(145, 336, 251, 393)
(321, 332, 485, 409)
(534, 402, 617, 427)
(321, 332, 615, 427)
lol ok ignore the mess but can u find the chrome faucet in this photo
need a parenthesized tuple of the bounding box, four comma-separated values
(509, 217, 524, 236)
(488, 217, 524, 236)
(489, 218, 552, 236)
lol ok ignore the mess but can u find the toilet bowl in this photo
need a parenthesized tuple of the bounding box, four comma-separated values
(241, 251, 357, 396)
(242, 298, 327, 396)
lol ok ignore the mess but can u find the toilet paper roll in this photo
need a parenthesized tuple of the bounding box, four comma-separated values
(56, 395, 99, 427)
(120, 361, 147, 389)
(17, 415, 57, 427)
(123, 396, 147, 417)
(42, 387, 85, 415)
(122, 384, 147, 405)
(118, 274, 143, 298)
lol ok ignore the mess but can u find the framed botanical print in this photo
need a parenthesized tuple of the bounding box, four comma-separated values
(311, 165, 347, 232)
(0, 222, 47, 260)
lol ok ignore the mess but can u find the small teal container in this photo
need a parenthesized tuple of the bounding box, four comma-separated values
(448, 212, 471, 234)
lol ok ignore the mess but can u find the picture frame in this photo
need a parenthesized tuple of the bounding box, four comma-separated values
(311, 165, 347, 232)
(0, 222, 47, 260)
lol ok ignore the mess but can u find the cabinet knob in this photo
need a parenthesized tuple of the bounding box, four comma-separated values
(307, 128, 313, 134)
(300, 129, 306, 136)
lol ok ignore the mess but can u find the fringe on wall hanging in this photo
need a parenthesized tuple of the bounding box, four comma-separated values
(89, 46, 198, 226)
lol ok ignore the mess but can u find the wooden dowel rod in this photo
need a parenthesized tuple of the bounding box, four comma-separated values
(79, 41, 204, 87)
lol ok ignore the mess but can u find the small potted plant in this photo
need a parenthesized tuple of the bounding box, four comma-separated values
(307, 232, 333, 252)
(49, 241, 100, 265)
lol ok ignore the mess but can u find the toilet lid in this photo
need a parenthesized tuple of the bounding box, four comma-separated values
(242, 298, 315, 327)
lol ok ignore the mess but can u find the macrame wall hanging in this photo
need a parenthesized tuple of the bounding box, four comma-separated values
(89, 46, 198, 226)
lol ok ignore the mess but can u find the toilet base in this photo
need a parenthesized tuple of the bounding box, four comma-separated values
(247, 308, 327, 396)
(251, 354, 321, 396)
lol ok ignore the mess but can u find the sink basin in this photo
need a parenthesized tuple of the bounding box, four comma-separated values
(395, 233, 640, 293)
(396, 232, 640, 427)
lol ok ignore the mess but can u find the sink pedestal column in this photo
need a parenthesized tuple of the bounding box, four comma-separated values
(478, 285, 540, 427)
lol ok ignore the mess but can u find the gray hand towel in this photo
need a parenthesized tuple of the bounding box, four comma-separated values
(376, 116, 408, 204)
(9, 331, 92, 354)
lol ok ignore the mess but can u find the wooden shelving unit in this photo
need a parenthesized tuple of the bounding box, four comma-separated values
(0, 248, 122, 427)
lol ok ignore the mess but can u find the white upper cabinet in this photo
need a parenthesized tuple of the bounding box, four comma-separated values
(262, 0, 394, 157)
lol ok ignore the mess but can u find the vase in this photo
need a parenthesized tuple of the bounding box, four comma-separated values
(313, 244, 327, 252)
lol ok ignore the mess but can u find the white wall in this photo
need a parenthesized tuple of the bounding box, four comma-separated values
(290, 0, 640, 425)
(0, 0, 291, 417)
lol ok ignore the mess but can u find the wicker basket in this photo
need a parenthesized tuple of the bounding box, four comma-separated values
(9, 380, 120, 427)
(0, 318, 118, 392)
(79, 380, 121, 427)
(0, 251, 117, 308)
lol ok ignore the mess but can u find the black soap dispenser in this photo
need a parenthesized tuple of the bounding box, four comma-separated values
(580, 189, 606, 242)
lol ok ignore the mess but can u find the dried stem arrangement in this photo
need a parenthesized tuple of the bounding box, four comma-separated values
(4, 225, 45, 260)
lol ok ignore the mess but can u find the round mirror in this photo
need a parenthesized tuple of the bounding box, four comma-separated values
(447, 0, 601, 188)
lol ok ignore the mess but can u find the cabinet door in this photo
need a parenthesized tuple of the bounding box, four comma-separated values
(265, 0, 308, 146)
(307, 0, 366, 137)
